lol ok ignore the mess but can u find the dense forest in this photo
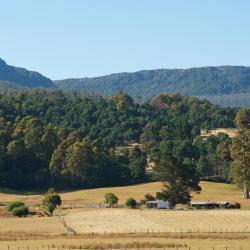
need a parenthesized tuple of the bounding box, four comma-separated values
(0, 90, 237, 190)
(55, 66, 250, 106)
(1, 58, 250, 107)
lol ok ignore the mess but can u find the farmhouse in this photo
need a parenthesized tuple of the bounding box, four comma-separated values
(190, 201, 230, 209)
(146, 200, 170, 209)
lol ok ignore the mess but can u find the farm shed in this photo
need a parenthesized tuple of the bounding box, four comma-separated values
(190, 201, 229, 209)
(146, 200, 170, 209)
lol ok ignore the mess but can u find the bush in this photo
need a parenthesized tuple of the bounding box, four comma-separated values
(11, 206, 29, 217)
(42, 188, 62, 215)
(229, 202, 241, 209)
(104, 193, 118, 204)
(145, 193, 156, 201)
(8, 201, 25, 212)
(125, 197, 137, 208)
(139, 199, 147, 205)
(234, 202, 241, 209)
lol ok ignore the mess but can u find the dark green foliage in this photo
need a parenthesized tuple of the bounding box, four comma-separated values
(145, 193, 156, 201)
(154, 146, 200, 207)
(194, 134, 232, 180)
(128, 146, 147, 183)
(125, 197, 137, 208)
(8, 201, 25, 212)
(0, 90, 237, 190)
(42, 188, 62, 215)
(55, 66, 250, 107)
(231, 109, 250, 199)
(104, 193, 118, 204)
(11, 206, 29, 217)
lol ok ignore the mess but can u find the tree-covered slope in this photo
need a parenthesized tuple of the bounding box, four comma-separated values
(0, 90, 236, 189)
(0, 58, 55, 89)
(55, 66, 250, 106)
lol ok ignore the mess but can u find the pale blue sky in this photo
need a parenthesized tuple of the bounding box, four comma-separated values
(0, 0, 250, 79)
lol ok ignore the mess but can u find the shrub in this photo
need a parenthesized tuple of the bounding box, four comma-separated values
(139, 199, 147, 205)
(234, 202, 241, 209)
(12, 206, 29, 217)
(42, 188, 62, 215)
(145, 193, 156, 201)
(8, 201, 25, 212)
(229, 202, 241, 209)
(104, 193, 118, 205)
(125, 197, 137, 208)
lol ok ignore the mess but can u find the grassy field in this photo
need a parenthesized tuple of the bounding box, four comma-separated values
(64, 209, 250, 234)
(0, 216, 67, 235)
(0, 233, 250, 249)
(1, 181, 249, 208)
(0, 181, 250, 249)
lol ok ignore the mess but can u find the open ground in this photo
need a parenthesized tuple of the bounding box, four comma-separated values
(0, 181, 250, 249)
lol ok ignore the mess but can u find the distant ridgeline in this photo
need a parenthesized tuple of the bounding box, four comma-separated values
(55, 66, 250, 107)
(1, 58, 250, 107)
(0, 90, 237, 189)
(0, 58, 55, 89)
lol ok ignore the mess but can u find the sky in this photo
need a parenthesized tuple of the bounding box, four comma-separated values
(0, 0, 250, 79)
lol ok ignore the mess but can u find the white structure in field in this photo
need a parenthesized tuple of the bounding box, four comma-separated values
(146, 200, 170, 209)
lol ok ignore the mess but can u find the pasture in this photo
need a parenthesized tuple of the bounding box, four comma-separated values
(0, 181, 250, 249)
(1, 181, 250, 208)
(64, 209, 250, 234)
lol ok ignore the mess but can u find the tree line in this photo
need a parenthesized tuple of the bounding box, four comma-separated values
(0, 90, 237, 190)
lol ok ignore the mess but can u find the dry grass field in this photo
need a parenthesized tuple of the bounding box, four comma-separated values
(200, 128, 238, 138)
(0, 181, 250, 249)
(1, 181, 250, 208)
(0, 233, 250, 250)
(0, 216, 67, 235)
(64, 209, 250, 234)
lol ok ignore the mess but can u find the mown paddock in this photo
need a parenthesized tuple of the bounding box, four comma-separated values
(0, 182, 250, 249)
(64, 209, 250, 234)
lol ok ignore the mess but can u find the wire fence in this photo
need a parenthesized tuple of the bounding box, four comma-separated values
(0, 246, 248, 250)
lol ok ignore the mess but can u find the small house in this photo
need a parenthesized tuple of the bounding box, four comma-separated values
(146, 200, 170, 209)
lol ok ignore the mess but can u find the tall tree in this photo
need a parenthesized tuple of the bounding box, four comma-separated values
(65, 139, 94, 187)
(154, 147, 200, 207)
(231, 109, 250, 199)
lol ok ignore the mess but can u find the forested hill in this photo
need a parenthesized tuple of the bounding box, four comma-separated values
(55, 66, 250, 107)
(1, 57, 250, 107)
(0, 90, 236, 189)
(0, 58, 55, 89)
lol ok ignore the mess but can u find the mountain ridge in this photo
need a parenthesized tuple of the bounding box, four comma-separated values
(1, 57, 250, 107)
(0, 58, 55, 89)
(54, 65, 250, 106)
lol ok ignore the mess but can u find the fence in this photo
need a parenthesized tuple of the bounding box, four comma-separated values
(0, 246, 248, 250)
(61, 203, 126, 209)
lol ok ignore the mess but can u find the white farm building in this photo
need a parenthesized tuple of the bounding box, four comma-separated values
(146, 200, 170, 209)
